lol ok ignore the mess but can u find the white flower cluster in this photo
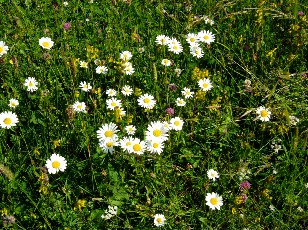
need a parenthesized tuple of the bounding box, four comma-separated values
(101, 205, 118, 220)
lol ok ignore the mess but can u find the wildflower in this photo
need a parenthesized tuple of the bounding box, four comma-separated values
(273, 169, 278, 174)
(97, 122, 119, 142)
(99, 137, 119, 153)
(190, 47, 204, 58)
(79, 81, 92, 92)
(0, 111, 19, 129)
(24, 77, 38, 92)
(155, 35, 170, 45)
(298, 11, 304, 16)
(240, 193, 248, 203)
(154, 214, 165, 227)
(305, 183, 308, 189)
(106, 88, 117, 97)
(122, 62, 135, 75)
(256, 106, 271, 122)
(63, 22, 71, 30)
(271, 142, 282, 153)
(186, 33, 199, 45)
(289, 115, 299, 126)
(174, 68, 182, 76)
(94, 59, 101, 65)
(165, 107, 175, 116)
(39, 37, 54, 50)
(8, 99, 19, 108)
(0, 41, 9, 56)
(297, 206, 304, 212)
(198, 78, 213, 91)
(121, 85, 133, 96)
(45, 153, 67, 174)
(138, 47, 145, 53)
(168, 83, 177, 92)
(125, 125, 136, 135)
(181, 87, 194, 99)
(79, 61, 88, 68)
(235, 194, 248, 204)
(198, 30, 215, 44)
(120, 136, 134, 153)
(137, 94, 156, 109)
(3, 215, 16, 226)
(106, 98, 122, 110)
(206, 192, 223, 210)
(63, 1, 68, 6)
(145, 121, 169, 142)
(131, 138, 146, 155)
(162, 121, 172, 131)
(170, 117, 184, 131)
(168, 41, 183, 54)
(161, 59, 171, 66)
(120, 51, 132, 61)
(72, 101, 87, 113)
(176, 98, 186, 106)
(96, 65, 108, 74)
(147, 140, 164, 154)
(75, 200, 86, 211)
(269, 205, 275, 211)
(101, 206, 118, 220)
(207, 169, 219, 181)
(240, 181, 251, 190)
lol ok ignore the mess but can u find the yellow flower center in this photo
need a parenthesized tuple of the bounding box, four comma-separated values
(0, 47, 3, 53)
(106, 142, 113, 147)
(29, 82, 34, 87)
(153, 129, 161, 137)
(52, 161, 60, 169)
(203, 35, 209, 40)
(190, 37, 196, 42)
(42, 41, 50, 48)
(164, 60, 169, 64)
(260, 110, 268, 117)
(157, 217, 163, 223)
(11, 102, 16, 106)
(161, 38, 166, 43)
(84, 84, 88, 88)
(173, 45, 178, 50)
(4, 118, 12, 125)
(153, 143, 159, 148)
(203, 83, 209, 88)
(133, 143, 141, 152)
(104, 130, 113, 138)
(126, 141, 131, 146)
(111, 102, 117, 107)
(211, 173, 215, 177)
(174, 121, 180, 126)
(143, 98, 150, 104)
(77, 104, 82, 109)
(210, 197, 218, 205)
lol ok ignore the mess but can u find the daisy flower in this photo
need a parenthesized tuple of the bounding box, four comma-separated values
(256, 106, 271, 122)
(106, 89, 117, 97)
(154, 214, 165, 227)
(170, 117, 184, 131)
(198, 78, 213, 91)
(0, 41, 9, 56)
(161, 59, 171, 66)
(125, 125, 136, 135)
(39, 37, 54, 50)
(0, 111, 19, 129)
(155, 35, 170, 46)
(181, 88, 194, 99)
(79, 61, 88, 68)
(97, 122, 119, 142)
(24, 77, 38, 92)
(186, 33, 199, 45)
(137, 94, 156, 109)
(145, 121, 169, 142)
(106, 98, 122, 111)
(63, 1, 68, 6)
(131, 138, 146, 155)
(121, 85, 133, 96)
(8, 99, 19, 108)
(99, 137, 119, 154)
(206, 192, 223, 210)
(120, 51, 132, 61)
(72, 101, 87, 113)
(190, 47, 204, 58)
(45, 153, 67, 174)
(120, 136, 134, 153)
(115, 107, 126, 118)
(79, 81, 92, 92)
(162, 121, 172, 131)
(198, 30, 215, 44)
(147, 140, 164, 154)
(176, 98, 186, 107)
(96, 65, 108, 74)
(168, 41, 183, 54)
(207, 169, 219, 181)
(122, 62, 135, 75)
(289, 115, 299, 126)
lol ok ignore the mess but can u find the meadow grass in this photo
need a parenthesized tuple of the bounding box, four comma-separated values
(0, 0, 307, 229)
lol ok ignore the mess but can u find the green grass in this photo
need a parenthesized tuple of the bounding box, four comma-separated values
(0, 0, 307, 229)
